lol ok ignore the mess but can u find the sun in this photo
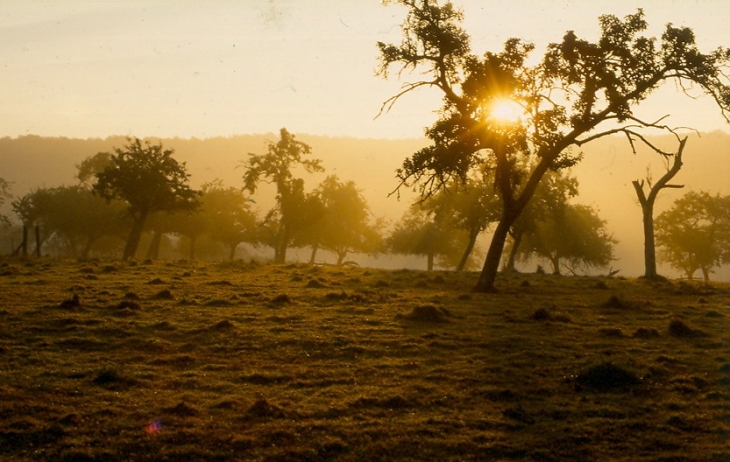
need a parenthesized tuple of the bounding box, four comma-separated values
(489, 99, 524, 124)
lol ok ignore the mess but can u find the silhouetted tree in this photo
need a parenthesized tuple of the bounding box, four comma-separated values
(378, 1, 730, 291)
(242, 128, 323, 263)
(516, 204, 616, 275)
(93, 138, 200, 260)
(655, 191, 730, 281)
(632, 137, 686, 280)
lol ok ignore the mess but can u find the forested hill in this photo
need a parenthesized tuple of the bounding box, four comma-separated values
(1, 132, 729, 279)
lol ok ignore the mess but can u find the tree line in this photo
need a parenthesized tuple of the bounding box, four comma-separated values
(0, 126, 727, 280)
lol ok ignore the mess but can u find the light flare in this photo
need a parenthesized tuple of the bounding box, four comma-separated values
(489, 99, 524, 124)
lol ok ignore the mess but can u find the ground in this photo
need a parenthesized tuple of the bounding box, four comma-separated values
(0, 258, 728, 461)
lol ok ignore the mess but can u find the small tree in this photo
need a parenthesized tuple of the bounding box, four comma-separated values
(242, 128, 323, 263)
(655, 191, 730, 281)
(93, 138, 200, 260)
(516, 204, 617, 275)
(387, 205, 472, 271)
(307, 175, 384, 265)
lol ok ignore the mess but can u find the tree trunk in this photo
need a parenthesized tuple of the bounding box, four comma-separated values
(274, 228, 289, 264)
(503, 232, 523, 273)
(21, 225, 28, 257)
(146, 230, 163, 260)
(34, 225, 41, 257)
(188, 236, 197, 260)
(475, 218, 511, 292)
(427, 252, 434, 271)
(456, 227, 480, 272)
(309, 243, 319, 265)
(336, 251, 347, 266)
(123, 211, 148, 260)
(550, 256, 561, 275)
(81, 237, 96, 259)
(228, 243, 238, 261)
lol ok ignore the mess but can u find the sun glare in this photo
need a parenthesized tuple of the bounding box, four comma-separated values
(489, 99, 524, 124)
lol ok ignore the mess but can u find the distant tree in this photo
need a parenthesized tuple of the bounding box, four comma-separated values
(516, 204, 617, 275)
(387, 205, 471, 271)
(41, 186, 128, 258)
(11, 188, 52, 256)
(307, 175, 384, 265)
(503, 169, 579, 272)
(631, 137, 686, 280)
(655, 191, 730, 281)
(378, 1, 730, 291)
(93, 137, 200, 260)
(241, 128, 323, 263)
(421, 169, 499, 271)
(199, 181, 258, 260)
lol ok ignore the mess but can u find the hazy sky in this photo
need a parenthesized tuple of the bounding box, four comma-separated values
(1, 0, 729, 140)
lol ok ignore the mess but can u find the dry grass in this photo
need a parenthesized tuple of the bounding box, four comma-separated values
(0, 258, 728, 461)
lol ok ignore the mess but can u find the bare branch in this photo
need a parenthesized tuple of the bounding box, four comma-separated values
(375, 80, 440, 119)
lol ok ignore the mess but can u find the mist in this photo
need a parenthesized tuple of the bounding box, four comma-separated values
(0, 131, 728, 280)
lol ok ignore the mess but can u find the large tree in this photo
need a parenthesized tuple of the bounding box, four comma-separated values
(655, 191, 730, 281)
(378, 1, 730, 291)
(93, 137, 200, 260)
(242, 128, 323, 263)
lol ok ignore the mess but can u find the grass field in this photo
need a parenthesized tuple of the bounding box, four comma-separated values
(0, 257, 728, 461)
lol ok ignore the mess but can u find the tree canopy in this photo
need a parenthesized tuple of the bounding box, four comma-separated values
(307, 175, 384, 265)
(655, 191, 730, 281)
(378, 0, 730, 291)
(516, 203, 617, 275)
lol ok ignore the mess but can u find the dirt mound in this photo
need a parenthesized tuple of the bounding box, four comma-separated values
(397, 305, 451, 323)
(575, 363, 641, 392)
(246, 399, 286, 419)
(58, 294, 81, 310)
(668, 320, 705, 338)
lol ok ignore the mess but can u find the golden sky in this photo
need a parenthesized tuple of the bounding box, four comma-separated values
(1, 0, 729, 139)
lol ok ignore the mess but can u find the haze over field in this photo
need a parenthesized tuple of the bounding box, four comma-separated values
(1, 133, 728, 280)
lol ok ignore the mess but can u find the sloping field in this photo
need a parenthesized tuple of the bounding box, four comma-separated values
(0, 258, 728, 461)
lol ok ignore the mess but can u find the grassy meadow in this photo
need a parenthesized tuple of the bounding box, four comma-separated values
(0, 257, 728, 461)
